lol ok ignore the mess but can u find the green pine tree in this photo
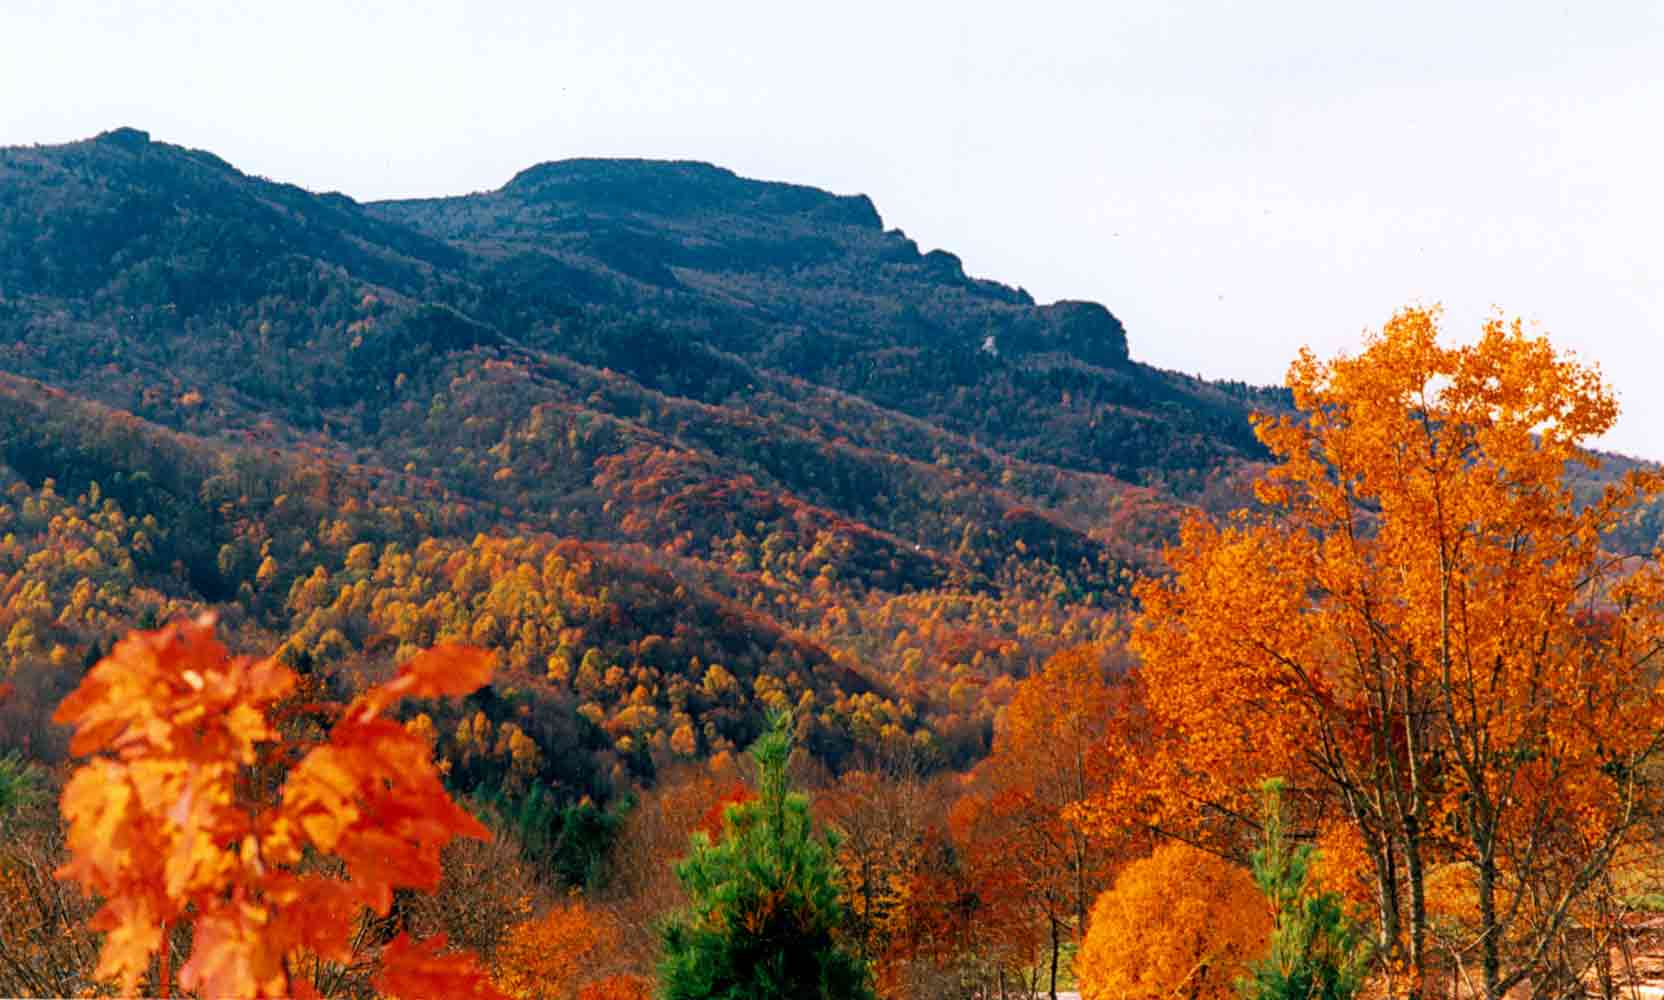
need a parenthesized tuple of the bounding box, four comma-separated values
(1238, 779, 1372, 1000)
(659, 711, 874, 1000)
(0, 751, 43, 818)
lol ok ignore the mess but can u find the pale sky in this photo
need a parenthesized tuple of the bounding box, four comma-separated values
(4, 1, 1662, 456)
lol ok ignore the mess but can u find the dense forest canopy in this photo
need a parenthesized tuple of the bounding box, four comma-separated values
(0, 128, 1288, 781)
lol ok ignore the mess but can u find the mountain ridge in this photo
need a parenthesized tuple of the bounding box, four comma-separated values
(0, 126, 1281, 782)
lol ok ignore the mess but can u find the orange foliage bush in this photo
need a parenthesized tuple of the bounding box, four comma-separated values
(51, 615, 506, 999)
(577, 973, 655, 1000)
(1076, 843, 1270, 1000)
(494, 899, 620, 1000)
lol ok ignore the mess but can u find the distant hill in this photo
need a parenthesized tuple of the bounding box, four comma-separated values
(0, 127, 1286, 788)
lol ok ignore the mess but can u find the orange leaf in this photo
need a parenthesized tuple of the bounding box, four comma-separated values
(375, 932, 510, 1000)
(177, 901, 288, 1000)
(355, 644, 495, 720)
(398, 643, 495, 697)
(87, 894, 163, 995)
(54, 620, 502, 999)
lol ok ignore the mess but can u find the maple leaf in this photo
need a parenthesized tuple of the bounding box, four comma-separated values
(176, 900, 287, 1000)
(280, 747, 363, 851)
(375, 932, 509, 1000)
(354, 644, 495, 721)
(96, 906, 160, 991)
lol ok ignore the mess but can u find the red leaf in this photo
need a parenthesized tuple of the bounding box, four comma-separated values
(355, 644, 495, 720)
(375, 933, 509, 1000)
(396, 644, 495, 699)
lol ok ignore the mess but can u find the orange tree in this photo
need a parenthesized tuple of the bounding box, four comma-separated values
(494, 899, 620, 1000)
(1075, 309, 1664, 998)
(51, 614, 507, 999)
(953, 645, 1129, 997)
(1076, 841, 1269, 1000)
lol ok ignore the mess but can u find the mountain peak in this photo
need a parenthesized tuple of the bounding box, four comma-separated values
(500, 156, 882, 230)
(94, 126, 151, 149)
(505, 156, 739, 189)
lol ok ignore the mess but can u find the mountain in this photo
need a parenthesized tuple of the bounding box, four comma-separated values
(0, 127, 1281, 793)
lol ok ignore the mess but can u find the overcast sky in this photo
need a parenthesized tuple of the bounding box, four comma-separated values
(5, 1, 1661, 456)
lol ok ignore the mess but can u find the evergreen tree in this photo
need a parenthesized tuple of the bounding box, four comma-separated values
(659, 711, 874, 1000)
(0, 751, 43, 818)
(1238, 780, 1371, 1000)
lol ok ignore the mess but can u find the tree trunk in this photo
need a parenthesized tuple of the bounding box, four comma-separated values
(1049, 916, 1060, 1000)
(1075, 834, 1088, 936)
(1373, 836, 1403, 965)
(1479, 846, 1501, 1000)
(1405, 815, 1428, 997)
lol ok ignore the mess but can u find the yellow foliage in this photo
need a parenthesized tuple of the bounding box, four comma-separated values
(1077, 843, 1270, 1000)
(494, 901, 618, 1000)
(577, 974, 654, 1000)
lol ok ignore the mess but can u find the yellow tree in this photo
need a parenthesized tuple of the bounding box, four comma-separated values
(494, 900, 619, 1000)
(1076, 842, 1269, 1000)
(817, 767, 933, 971)
(1077, 309, 1664, 998)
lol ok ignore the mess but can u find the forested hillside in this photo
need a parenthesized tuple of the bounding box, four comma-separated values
(0, 127, 1284, 777)
(0, 128, 1292, 995)
(6, 130, 1659, 1000)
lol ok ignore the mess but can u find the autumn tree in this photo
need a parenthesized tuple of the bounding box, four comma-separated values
(816, 764, 937, 979)
(941, 794, 1049, 992)
(659, 711, 874, 1000)
(607, 756, 746, 970)
(1076, 842, 1270, 1000)
(494, 899, 620, 1000)
(1079, 309, 1664, 997)
(51, 615, 508, 999)
(398, 831, 544, 969)
(955, 644, 1128, 998)
(578, 974, 655, 1000)
(881, 823, 1046, 1000)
